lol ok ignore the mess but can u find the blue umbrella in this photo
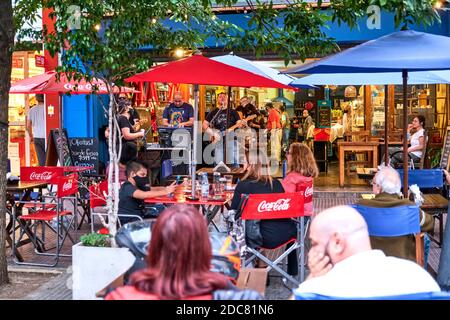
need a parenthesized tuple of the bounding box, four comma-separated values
(285, 30, 450, 195)
(290, 70, 450, 86)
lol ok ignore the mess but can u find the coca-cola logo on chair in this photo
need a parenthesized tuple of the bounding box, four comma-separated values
(30, 171, 53, 181)
(241, 192, 305, 220)
(20, 166, 64, 183)
(257, 199, 291, 213)
(62, 180, 73, 192)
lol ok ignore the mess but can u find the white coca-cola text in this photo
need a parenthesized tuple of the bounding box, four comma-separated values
(62, 180, 73, 192)
(257, 199, 291, 213)
(30, 171, 53, 181)
(304, 186, 313, 198)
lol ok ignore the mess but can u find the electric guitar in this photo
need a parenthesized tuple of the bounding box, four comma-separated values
(209, 114, 257, 145)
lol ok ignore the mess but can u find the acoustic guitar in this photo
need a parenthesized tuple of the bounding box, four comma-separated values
(209, 114, 257, 145)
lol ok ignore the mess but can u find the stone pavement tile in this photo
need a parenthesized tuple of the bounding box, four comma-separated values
(24, 272, 72, 300)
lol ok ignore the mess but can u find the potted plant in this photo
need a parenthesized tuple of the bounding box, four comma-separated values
(72, 228, 135, 300)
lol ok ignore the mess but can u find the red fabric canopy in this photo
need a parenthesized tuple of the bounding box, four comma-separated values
(10, 71, 137, 94)
(126, 55, 294, 89)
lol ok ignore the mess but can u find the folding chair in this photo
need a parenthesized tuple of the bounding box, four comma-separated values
(237, 191, 308, 286)
(89, 180, 145, 232)
(351, 204, 425, 267)
(397, 169, 448, 247)
(19, 166, 65, 211)
(12, 174, 78, 267)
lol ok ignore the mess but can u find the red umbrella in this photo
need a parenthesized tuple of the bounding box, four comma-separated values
(125, 55, 293, 89)
(10, 71, 137, 94)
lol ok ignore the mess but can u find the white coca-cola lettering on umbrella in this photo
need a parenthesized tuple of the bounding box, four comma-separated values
(30, 171, 53, 180)
(257, 199, 291, 213)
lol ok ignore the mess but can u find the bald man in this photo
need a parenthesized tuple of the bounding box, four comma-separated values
(162, 92, 194, 127)
(296, 206, 439, 298)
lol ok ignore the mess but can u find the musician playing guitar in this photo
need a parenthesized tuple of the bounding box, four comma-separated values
(202, 92, 246, 165)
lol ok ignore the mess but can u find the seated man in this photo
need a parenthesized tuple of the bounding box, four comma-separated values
(118, 161, 176, 224)
(296, 205, 440, 298)
(358, 165, 434, 263)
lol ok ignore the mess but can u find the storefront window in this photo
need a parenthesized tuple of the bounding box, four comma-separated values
(393, 84, 448, 136)
(370, 85, 386, 136)
(8, 51, 44, 174)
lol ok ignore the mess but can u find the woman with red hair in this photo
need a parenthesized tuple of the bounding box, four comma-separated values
(105, 205, 260, 300)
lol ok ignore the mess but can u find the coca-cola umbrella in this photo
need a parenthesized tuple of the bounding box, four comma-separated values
(126, 53, 294, 200)
(10, 70, 137, 94)
(284, 30, 450, 195)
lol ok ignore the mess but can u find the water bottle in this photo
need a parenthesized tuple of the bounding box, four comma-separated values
(213, 172, 221, 198)
(200, 173, 210, 201)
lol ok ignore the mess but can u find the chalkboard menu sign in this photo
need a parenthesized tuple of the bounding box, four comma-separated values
(69, 138, 99, 175)
(439, 126, 450, 170)
(317, 100, 331, 128)
(46, 128, 74, 166)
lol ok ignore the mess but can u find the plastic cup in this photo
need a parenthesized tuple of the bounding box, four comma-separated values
(224, 175, 233, 190)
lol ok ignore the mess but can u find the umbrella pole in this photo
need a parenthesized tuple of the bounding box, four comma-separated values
(191, 84, 199, 200)
(224, 86, 232, 165)
(384, 85, 389, 165)
(402, 70, 409, 198)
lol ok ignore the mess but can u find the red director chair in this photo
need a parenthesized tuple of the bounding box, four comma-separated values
(238, 191, 308, 286)
(12, 173, 78, 267)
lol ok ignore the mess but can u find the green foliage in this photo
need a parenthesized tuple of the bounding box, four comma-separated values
(80, 233, 110, 247)
(13, 0, 442, 77)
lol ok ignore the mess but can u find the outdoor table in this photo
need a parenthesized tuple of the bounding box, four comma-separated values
(338, 141, 379, 187)
(6, 181, 48, 261)
(196, 167, 247, 182)
(144, 191, 233, 230)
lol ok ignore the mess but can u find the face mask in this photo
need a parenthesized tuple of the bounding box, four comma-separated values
(133, 176, 149, 190)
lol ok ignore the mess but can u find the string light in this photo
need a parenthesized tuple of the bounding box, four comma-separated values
(174, 48, 185, 58)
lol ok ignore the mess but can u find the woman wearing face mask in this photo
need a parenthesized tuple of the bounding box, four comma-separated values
(117, 99, 145, 147)
(118, 161, 176, 225)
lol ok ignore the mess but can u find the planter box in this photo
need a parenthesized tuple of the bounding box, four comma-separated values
(72, 242, 135, 300)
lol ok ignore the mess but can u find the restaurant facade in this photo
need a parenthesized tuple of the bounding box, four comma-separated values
(8, 5, 450, 174)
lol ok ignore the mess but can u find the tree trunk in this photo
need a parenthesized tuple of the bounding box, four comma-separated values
(106, 88, 118, 242)
(0, 0, 14, 286)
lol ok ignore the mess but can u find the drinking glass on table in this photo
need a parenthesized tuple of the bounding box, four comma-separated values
(224, 175, 233, 191)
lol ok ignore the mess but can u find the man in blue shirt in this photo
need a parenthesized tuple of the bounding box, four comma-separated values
(162, 91, 194, 127)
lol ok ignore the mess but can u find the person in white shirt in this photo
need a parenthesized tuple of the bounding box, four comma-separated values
(295, 205, 440, 298)
(388, 115, 425, 168)
(26, 94, 47, 166)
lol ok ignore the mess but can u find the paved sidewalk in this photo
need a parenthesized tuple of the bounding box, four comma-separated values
(24, 272, 72, 300)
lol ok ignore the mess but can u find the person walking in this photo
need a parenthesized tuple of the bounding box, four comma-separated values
(26, 94, 46, 166)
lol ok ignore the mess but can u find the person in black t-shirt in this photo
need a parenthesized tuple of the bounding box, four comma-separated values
(230, 154, 298, 277)
(118, 161, 176, 224)
(117, 100, 145, 144)
(236, 96, 260, 130)
(202, 92, 244, 166)
(162, 92, 194, 127)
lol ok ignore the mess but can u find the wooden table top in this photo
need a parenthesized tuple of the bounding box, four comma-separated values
(196, 167, 246, 175)
(6, 181, 48, 192)
(421, 193, 448, 209)
(145, 192, 233, 205)
(338, 141, 380, 147)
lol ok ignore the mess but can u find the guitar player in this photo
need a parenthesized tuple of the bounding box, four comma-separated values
(202, 92, 245, 166)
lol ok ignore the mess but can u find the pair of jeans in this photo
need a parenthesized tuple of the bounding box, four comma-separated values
(33, 138, 46, 166)
(214, 134, 239, 167)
